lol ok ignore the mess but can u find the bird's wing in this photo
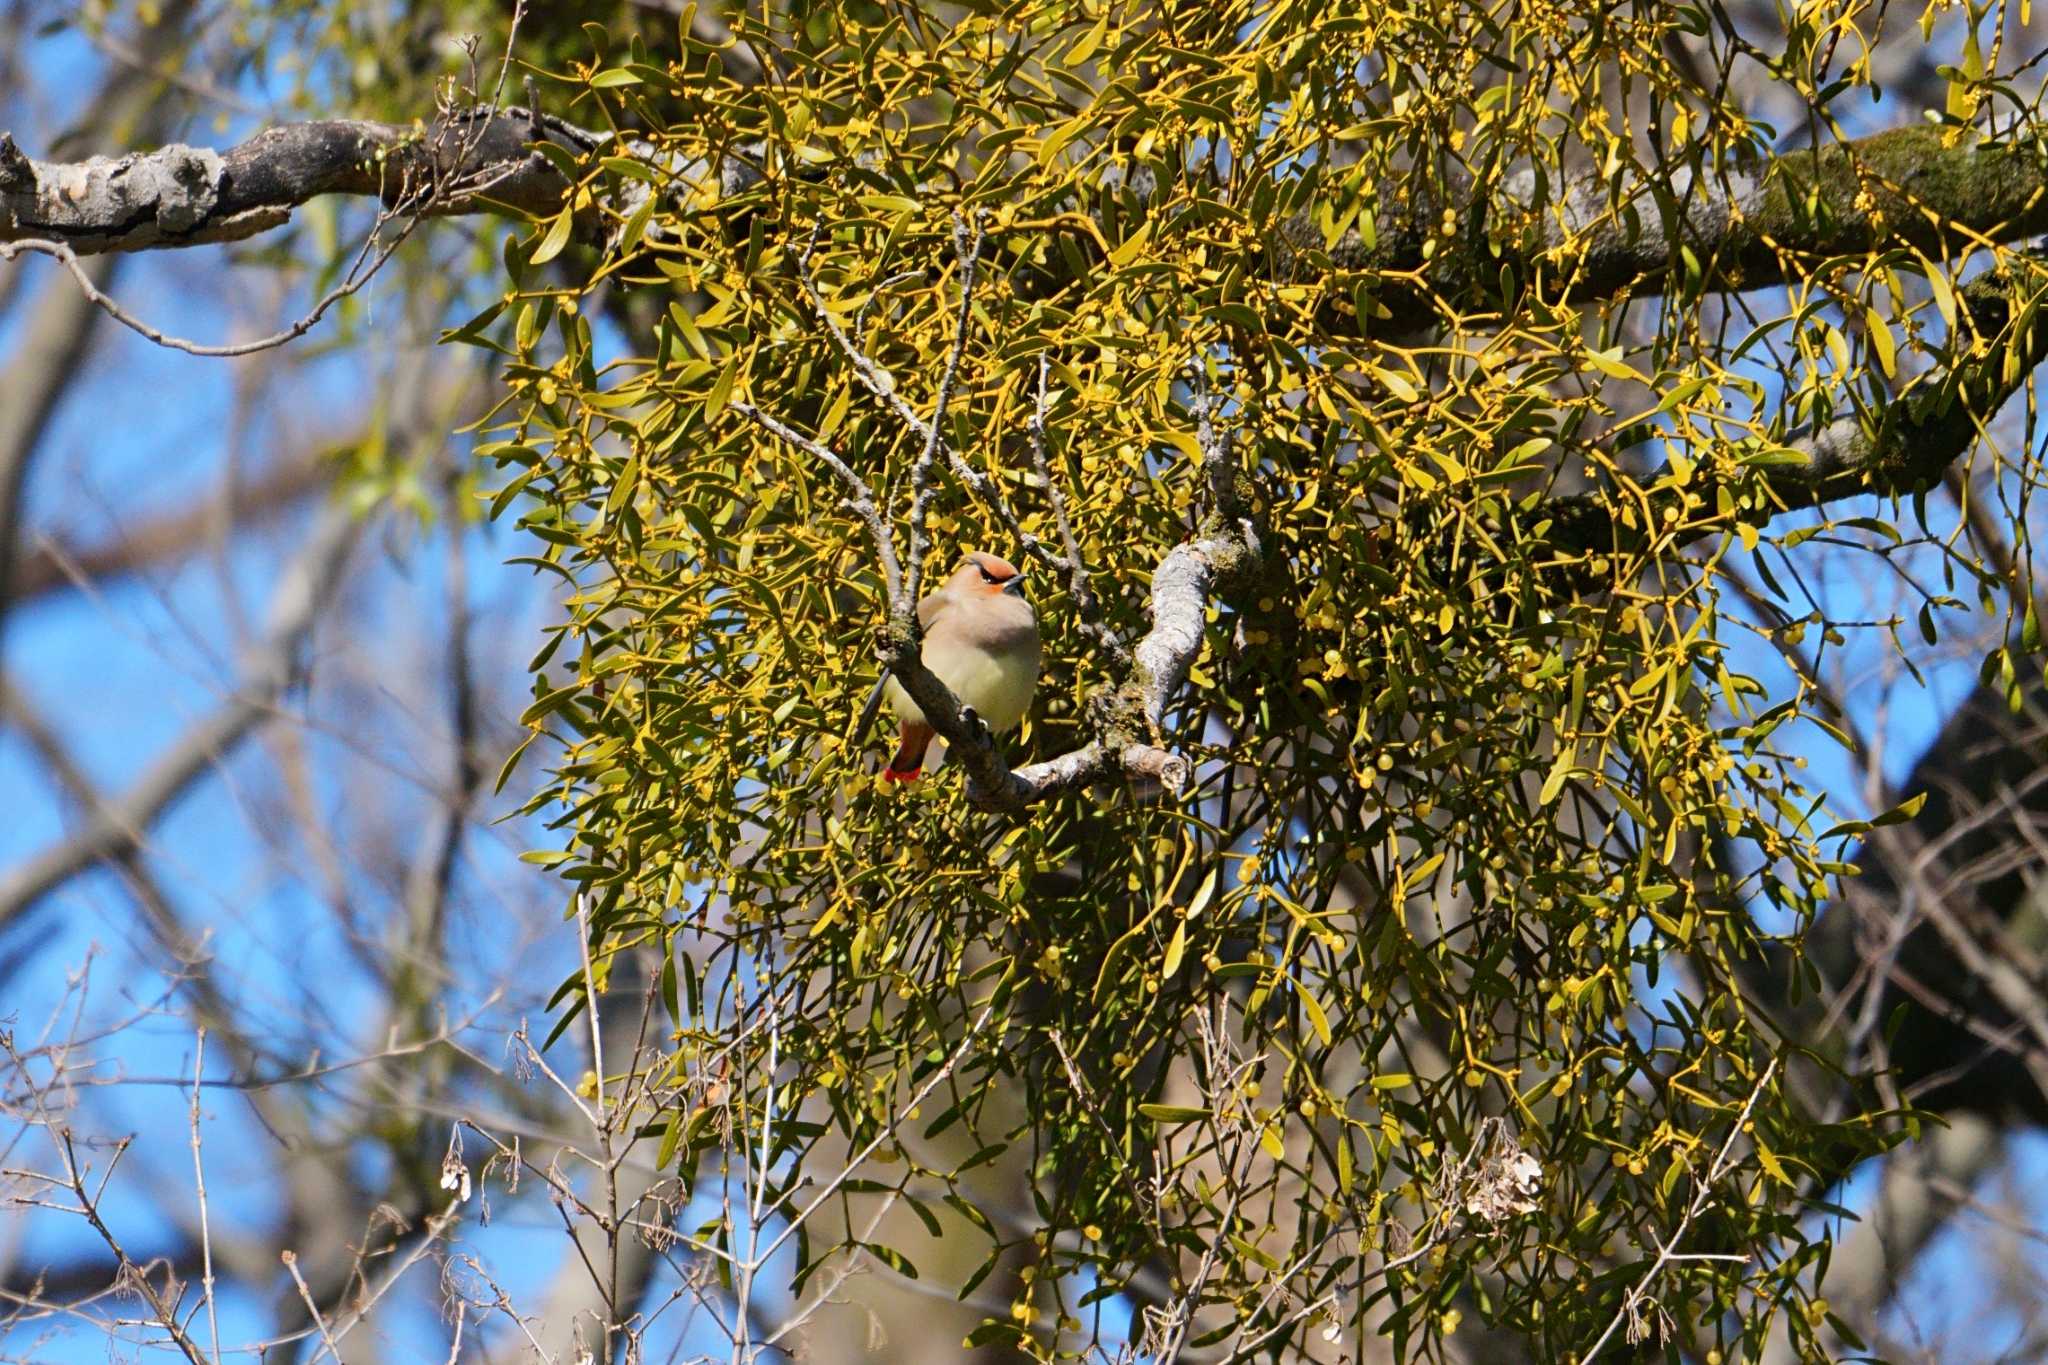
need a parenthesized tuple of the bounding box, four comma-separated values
(855, 590, 950, 736)
(939, 595, 1039, 655)
(916, 588, 952, 630)
(855, 674, 889, 736)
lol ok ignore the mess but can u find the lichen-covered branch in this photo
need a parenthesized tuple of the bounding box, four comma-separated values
(994, 527, 1254, 807)
(0, 110, 597, 255)
(1545, 256, 2048, 567)
(1286, 125, 2048, 331)
(13, 114, 2042, 330)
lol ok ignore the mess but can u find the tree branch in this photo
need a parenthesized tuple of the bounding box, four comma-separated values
(1284, 125, 2048, 329)
(16, 111, 2042, 332)
(1543, 256, 2048, 569)
(0, 109, 599, 256)
(0, 504, 358, 932)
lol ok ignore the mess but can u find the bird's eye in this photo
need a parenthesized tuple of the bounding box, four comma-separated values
(979, 566, 996, 582)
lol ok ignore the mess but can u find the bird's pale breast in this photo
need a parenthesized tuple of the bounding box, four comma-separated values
(883, 594, 1040, 734)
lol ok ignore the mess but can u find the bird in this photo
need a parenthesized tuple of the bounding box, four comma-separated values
(870, 551, 1041, 782)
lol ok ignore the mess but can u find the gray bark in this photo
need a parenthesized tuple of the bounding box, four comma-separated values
(0, 111, 593, 255)
(6, 114, 2046, 331)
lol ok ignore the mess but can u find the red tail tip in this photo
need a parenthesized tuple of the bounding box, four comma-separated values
(881, 766, 922, 783)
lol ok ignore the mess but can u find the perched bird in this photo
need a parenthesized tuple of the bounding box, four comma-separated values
(875, 551, 1041, 782)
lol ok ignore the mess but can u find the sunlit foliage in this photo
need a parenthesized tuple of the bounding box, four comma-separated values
(468, 0, 2048, 1355)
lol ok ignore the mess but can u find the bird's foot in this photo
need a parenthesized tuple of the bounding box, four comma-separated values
(959, 706, 992, 747)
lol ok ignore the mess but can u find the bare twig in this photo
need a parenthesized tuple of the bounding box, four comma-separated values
(301, 1198, 464, 1363)
(1146, 999, 1267, 1361)
(281, 1251, 346, 1363)
(900, 213, 986, 617)
(1583, 1057, 1782, 1361)
(0, 228, 412, 358)
(0, 503, 357, 930)
(56, 1131, 211, 1365)
(0, 66, 544, 361)
(187, 1031, 221, 1365)
(444, 1303, 466, 1365)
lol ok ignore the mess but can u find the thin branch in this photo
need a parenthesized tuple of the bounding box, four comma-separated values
(730, 401, 900, 602)
(1148, 1126, 1259, 1361)
(0, 503, 358, 931)
(187, 1031, 221, 1365)
(900, 212, 985, 617)
(1583, 1057, 1781, 1362)
(1028, 353, 1121, 659)
(296, 1198, 465, 1364)
(0, 229, 410, 358)
(56, 1132, 211, 1365)
(798, 220, 1058, 583)
(0, 66, 539, 358)
(281, 1251, 346, 1364)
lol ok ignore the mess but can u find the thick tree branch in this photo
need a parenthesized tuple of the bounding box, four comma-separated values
(1543, 257, 2048, 567)
(13, 112, 2046, 332)
(1286, 125, 2048, 329)
(987, 523, 1259, 807)
(0, 109, 597, 255)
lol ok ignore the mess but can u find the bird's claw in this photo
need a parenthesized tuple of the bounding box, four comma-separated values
(960, 705, 991, 746)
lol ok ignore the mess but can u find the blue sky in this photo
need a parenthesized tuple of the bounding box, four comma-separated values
(0, 18, 600, 1354)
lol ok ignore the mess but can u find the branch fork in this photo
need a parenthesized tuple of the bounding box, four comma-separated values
(735, 218, 1258, 811)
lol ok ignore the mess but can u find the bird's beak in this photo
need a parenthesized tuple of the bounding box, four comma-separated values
(1003, 574, 1028, 597)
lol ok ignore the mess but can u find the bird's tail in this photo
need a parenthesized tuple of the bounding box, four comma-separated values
(884, 721, 935, 782)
